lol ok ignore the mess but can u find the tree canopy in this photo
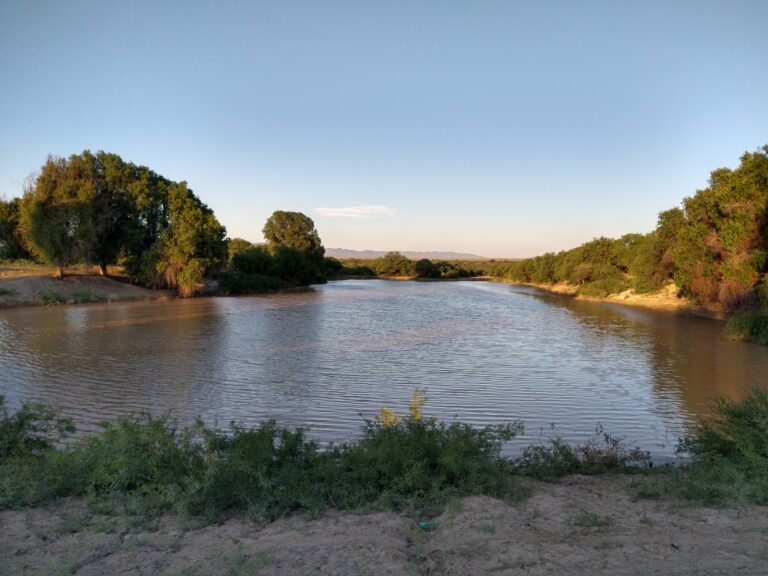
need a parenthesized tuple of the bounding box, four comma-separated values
(0, 197, 32, 260)
(490, 145, 768, 311)
(16, 151, 227, 294)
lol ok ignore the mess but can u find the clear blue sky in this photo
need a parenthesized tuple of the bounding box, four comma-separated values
(1, 1, 766, 257)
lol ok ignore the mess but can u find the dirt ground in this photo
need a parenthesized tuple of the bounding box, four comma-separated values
(2, 475, 766, 576)
(0, 266, 168, 308)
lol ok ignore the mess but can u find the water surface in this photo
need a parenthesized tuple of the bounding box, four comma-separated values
(1, 280, 765, 459)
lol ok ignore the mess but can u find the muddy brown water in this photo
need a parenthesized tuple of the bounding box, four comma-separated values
(1, 280, 766, 460)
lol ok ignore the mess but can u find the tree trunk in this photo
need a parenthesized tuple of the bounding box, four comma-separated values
(54, 264, 64, 279)
(98, 262, 108, 276)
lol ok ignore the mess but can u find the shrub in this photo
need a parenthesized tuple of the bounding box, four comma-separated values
(516, 425, 650, 479)
(329, 391, 525, 513)
(83, 414, 203, 496)
(725, 311, 768, 345)
(184, 422, 326, 522)
(0, 396, 74, 461)
(217, 272, 282, 295)
(632, 386, 768, 505)
(679, 386, 768, 471)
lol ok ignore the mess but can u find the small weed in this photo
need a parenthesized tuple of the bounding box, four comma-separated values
(516, 425, 650, 479)
(228, 551, 272, 575)
(573, 512, 611, 529)
(174, 566, 216, 576)
(639, 514, 654, 526)
(446, 497, 463, 518)
(594, 540, 614, 550)
(503, 556, 537, 570)
(123, 535, 152, 550)
(55, 512, 91, 536)
(174, 566, 213, 576)
(90, 518, 119, 534)
(68, 290, 103, 304)
(127, 515, 159, 533)
(38, 291, 65, 305)
(474, 522, 496, 534)
(39, 559, 75, 576)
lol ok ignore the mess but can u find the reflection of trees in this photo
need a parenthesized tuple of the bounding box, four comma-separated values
(203, 290, 324, 430)
(0, 300, 226, 432)
(523, 287, 768, 421)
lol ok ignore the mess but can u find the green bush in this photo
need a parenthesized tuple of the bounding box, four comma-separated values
(516, 426, 650, 479)
(339, 264, 376, 276)
(633, 386, 768, 505)
(231, 245, 275, 276)
(577, 277, 631, 297)
(329, 418, 524, 514)
(37, 292, 66, 305)
(679, 386, 768, 471)
(725, 311, 768, 345)
(217, 272, 282, 295)
(83, 414, 203, 497)
(0, 396, 527, 521)
(184, 421, 328, 522)
(0, 396, 74, 461)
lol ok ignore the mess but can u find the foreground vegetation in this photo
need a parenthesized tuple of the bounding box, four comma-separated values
(2, 386, 767, 524)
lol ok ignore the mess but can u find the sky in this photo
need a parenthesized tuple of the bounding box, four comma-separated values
(1, 1, 767, 258)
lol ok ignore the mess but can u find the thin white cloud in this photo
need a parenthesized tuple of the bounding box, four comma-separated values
(315, 205, 396, 218)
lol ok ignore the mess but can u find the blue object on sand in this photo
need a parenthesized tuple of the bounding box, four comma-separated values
(417, 520, 439, 531)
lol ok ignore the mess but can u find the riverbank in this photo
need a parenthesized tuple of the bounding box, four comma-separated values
(0, 266, 703, 317)
(4, 384, 768, 574)
(491, 277, 726, 318)
(0, 265, 170, 308)
(3, 474, 766, 575)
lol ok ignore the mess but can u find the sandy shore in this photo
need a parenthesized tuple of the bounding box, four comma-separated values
(2, 475, 766, 575)
(491, 278, 725, 317)
(0, 266, 169, 309)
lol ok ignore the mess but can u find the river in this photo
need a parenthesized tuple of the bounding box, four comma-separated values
(1, 279, 766, 459)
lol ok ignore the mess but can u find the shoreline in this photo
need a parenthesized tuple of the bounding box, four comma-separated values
(488, 277, 725, 319)
(0, 270, 723, 323)
(0, 269, 171, 309)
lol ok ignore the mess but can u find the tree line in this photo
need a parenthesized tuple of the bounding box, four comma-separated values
(0, 151, 327, 296)
(330, 251, 482, 279)
(487, 146, 768, 314)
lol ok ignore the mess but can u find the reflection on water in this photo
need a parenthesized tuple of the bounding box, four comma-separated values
(1, 280, 766, 459)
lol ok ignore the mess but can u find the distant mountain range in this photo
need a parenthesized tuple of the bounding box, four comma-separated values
(325, 248, 489, 261)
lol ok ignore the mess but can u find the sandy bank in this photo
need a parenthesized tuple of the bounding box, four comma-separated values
(493, 278, 723, 317)
(0, 267, 169, 309)
(2, 474, 765, 575)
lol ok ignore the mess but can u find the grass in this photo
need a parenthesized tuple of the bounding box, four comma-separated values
(37, 291, 66, 305)
(515, 424, 651, 479)
(630, 386, 768, 505)
(572, 512, 611, 528)
(0, 393, 527, 523)
(68, 290, 104, 304)
(726, 310, 768, 345)
(3, 386, 768, 522)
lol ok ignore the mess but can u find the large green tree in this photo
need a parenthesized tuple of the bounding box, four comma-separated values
(19, 154, 98, 277)
(19, 151, 227, 292)
(671, 147, 768, 308)
(262, 211, 325, 281)
(154, 182, 227, 296)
